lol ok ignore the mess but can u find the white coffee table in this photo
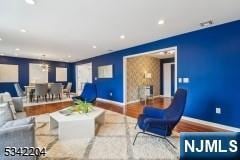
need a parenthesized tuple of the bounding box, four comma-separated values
(49, 107, 105, 140)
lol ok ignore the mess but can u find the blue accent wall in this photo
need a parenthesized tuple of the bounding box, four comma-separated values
(0, 56, 74, 96)
(74, 20, 240, 128)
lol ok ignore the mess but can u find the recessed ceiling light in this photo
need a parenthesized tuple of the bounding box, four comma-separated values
(15, 53, 19, 56)
(200, 20, 213, 27)
(158, 20, 165, 25)
(120, 35, 125, 39)
(68, 55, 71, 58)
(25, 0, 35, 5)
(159, 52, 165, 55)
(15, 48, 20, 51)
(92, 45, 97, 49)
(0, 38, 2, 41)
(0, 53, 4, 56)
(169, 50, 175, 54)
(20, 29, 27, 33)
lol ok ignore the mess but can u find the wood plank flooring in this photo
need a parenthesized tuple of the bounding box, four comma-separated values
(24, 100, 73, 116)
(25, 97, 227, 132)
(96, 98, 227, 132)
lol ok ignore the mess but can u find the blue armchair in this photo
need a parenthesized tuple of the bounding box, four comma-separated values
(72, 83, 97, 103)
(133, 89, 187, 148)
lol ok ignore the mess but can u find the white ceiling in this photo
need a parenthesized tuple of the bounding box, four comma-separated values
(0, 0, 240, 62)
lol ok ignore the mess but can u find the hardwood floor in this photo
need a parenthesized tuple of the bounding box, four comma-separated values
(125, 97, 172, 118)
(25, 97, 227, 132)
(24, 100, 73, 116)
(96, 97, 227, 132)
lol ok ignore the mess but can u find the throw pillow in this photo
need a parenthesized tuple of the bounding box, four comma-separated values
(1, 117, 35, 129)
(0, 103, 14, 126)
(2, 92, 17, 119)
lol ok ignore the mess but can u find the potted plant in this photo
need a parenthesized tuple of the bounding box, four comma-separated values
(70, 100, 93, 113)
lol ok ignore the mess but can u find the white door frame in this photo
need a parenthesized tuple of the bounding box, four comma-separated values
(123, 46, 177, 105)
(75, 62, 92, 94)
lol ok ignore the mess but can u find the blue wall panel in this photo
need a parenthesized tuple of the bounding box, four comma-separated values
(0, 56, 73, 96)
(74, 20, 240, 128)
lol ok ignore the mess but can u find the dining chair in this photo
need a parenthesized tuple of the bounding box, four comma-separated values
(14, 83, 26, 97)
(49, 83, 62, 100)
(63, 82, 72, 98)
(35, 83, 48, 102)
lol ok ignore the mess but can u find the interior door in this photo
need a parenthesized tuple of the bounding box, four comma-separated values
(171, 64, 175, 96)
(163, 63, 172, 97)
(76, 63, 92, 95)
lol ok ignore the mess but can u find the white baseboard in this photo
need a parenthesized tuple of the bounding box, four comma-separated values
(126, 95, 164, 105)
(126, 99, 140, 104)
(96, 98, 240, 132)
(182, 116, 240, 132)
(96, 98, 124, 107)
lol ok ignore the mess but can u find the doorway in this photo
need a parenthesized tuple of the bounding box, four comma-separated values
(76, 63, 92, 95)
(123, 46, 177, 105)
(163, 63, 175, 97)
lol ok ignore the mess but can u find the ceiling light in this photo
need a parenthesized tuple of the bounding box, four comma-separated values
(169, 50, 175, 54)
(40, 54, 49, 72)
(20, 29, 27, 33)
(25, 0, 35, 5)
(158, 20, 165, 25)
(120, 35, 125, 39)
(0, 38, 2, 41)
(15, 53, 19, 56)
(92, 45, 97, 49)
(200, 20, 213, 27)
(0, 53, 4, 56)
(159, 52, 165, 55)
(15, 48, 20, 51)
(68, 55, 71, 58)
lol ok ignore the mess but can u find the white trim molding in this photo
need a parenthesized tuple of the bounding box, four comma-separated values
(123, 46, 177, 106)
(182, 116, 240, 132)
(95, 98, 240, 132)
(96, 98, 124, 107)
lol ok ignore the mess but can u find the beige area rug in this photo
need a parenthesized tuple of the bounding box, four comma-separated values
(35, 109, 180, 160)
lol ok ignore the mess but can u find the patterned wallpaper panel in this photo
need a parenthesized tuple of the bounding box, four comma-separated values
(127, 55, 160, 102)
